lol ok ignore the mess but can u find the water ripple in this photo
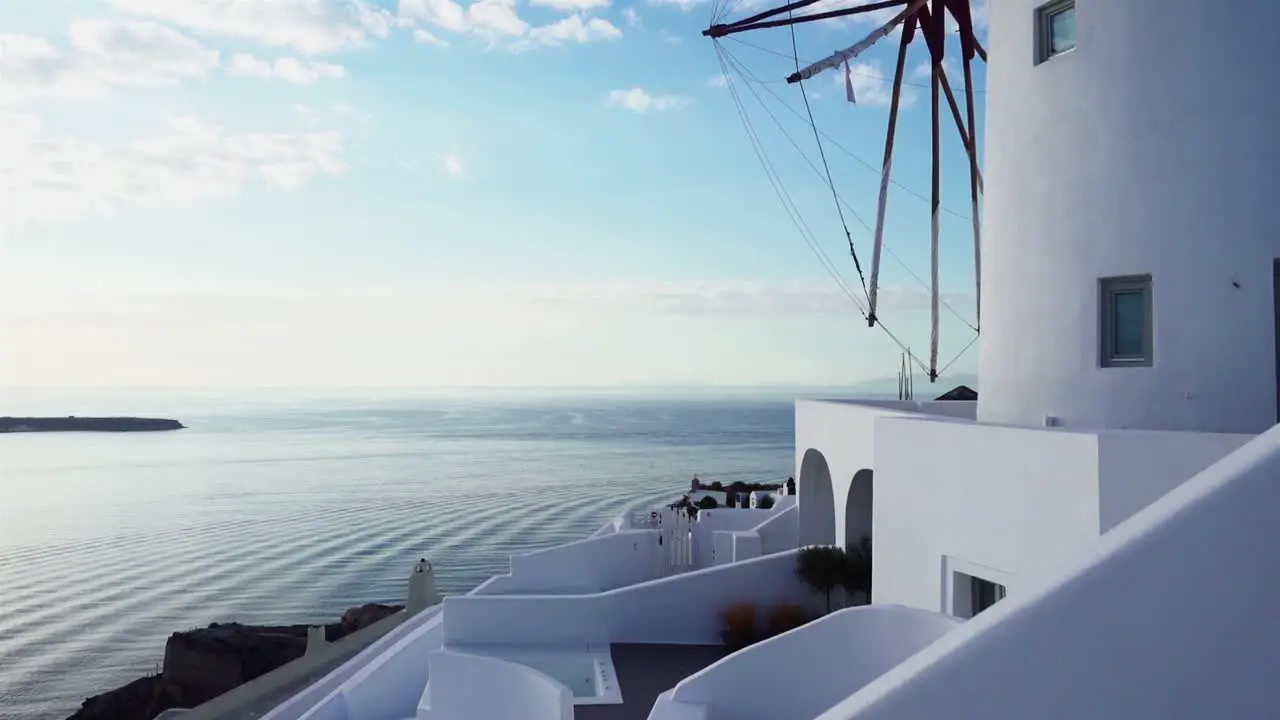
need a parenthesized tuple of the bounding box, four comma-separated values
(0, 396, 793, 720)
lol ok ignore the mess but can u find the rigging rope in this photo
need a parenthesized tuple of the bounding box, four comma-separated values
(714, 41, 939, 379)
(788, 12, 869, 300)
(725, 37, 975, 222)
(718, 44, 977, 333)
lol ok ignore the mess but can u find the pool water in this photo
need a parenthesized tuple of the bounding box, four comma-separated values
(517, 655, 597, 697)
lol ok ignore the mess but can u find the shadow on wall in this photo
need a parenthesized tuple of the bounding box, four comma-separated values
(799, 449, 836, 546)
(845, 469, 873, 550)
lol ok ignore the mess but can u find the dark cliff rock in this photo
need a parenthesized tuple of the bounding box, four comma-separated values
(0, 417, 185, 433)
(66, 603, 402, 720)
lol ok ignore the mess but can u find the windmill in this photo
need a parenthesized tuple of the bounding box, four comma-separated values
(704, 0, 985, 382)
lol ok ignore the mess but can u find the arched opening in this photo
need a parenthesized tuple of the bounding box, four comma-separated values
(844, 468, 874, 605)
(844, 469, 874, 549)
(798, 448, 836, 546)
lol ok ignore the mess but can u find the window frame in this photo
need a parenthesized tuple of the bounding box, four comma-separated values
(1035, 0, 1077, 64)
(1100, 274, 1154, 368)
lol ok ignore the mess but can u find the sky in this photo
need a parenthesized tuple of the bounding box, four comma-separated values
(0, 0, 988, 389)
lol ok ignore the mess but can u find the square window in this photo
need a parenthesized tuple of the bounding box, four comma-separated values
(1036, 0, 1076, 63)
(1100, 275, 1153, 367)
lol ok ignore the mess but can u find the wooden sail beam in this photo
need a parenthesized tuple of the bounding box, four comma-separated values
(946, 0, 983, 329)
(783, 0, 925, 84)
(703, 0, 988, 376)
(926, 0, 943, 381)
(703, 0, 908, 38)
(865, 13, 917, 328)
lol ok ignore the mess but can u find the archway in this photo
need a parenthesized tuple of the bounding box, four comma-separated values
(798, 448, 836, 546)
(844, 469, 874, 549)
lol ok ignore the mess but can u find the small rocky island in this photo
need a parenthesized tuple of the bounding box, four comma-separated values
(0, 417, 185, 433)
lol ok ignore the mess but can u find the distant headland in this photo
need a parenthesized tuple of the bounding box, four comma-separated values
(0, 417, 185, 433)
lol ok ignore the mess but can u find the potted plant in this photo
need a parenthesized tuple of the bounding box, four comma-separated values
(718, 602, 758, 650)
(766, 603, 811, 637)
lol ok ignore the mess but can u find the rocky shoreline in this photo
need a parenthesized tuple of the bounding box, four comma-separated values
(66, 603, 402, 720)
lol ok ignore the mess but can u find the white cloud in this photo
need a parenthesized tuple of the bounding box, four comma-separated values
(104, 0, 395, 55)
(831, 61, 915, 107)
(0, 21, 219, 103)
(529, 15, 622, 45)
(413, 28, 449, 46)
(441, 152, 464, 177)
(909, 58, 964, 85)
(648, 0, 705, 11)
(707, 73, 727, 88)
(606, 87, 685, 113)
(228, 53, 346, 84)
(530, 0, 610, 12)
(0, 112, 347, 227)
(401, 0, 622, 46)
(622, 8, 641, 27)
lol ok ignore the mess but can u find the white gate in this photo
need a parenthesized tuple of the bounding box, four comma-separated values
(634, 507, 697, 578)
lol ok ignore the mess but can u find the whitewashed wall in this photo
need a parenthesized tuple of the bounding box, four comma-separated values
(754, 502, 798, 554)
(977, 0, 1280, 434)
(473, 530, 660, 595)
(652, 605, 959, 720)
(872, 417, 1102, 613)
(795, 400, 976, 548)
(292, 612, 444, 720)
(422, 651, 571, 720)
(818, 426, 1280, 720)
(264, 607, 442, 720)
(441, 550, 813, 647)
(693, 508, 774, 566)
(1095, 429, 1252, 532)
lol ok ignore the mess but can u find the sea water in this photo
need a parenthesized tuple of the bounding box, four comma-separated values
(0, 388, 792, 719)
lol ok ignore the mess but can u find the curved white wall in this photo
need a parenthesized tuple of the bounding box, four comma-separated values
(423, 651, 572, 720)
(653, 605, 959, 720)
(978, 0, 1280, 433)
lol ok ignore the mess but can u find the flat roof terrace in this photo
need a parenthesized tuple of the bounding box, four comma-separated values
(577, 644, 730, 720)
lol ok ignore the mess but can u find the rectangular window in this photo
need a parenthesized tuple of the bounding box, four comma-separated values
(952, 571, 1008, 619)
(1036, 0, 1076, 63)
(1100, 275, 1154, 367)
(970, 577, 1007, 617)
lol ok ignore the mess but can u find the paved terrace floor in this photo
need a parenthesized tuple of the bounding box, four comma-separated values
(577, 644, 730, 720)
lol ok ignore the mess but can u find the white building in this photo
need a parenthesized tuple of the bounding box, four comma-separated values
(184, 1, 1280, 719)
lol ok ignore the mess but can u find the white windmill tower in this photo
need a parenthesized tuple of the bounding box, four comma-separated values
(977, 0, 1280, 433)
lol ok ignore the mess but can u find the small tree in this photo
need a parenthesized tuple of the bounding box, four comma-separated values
(696, 495, 719, 510)
(795, 546, 849, 613)
(756, 495, 776, 510)
(708, 480, 724, 490)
